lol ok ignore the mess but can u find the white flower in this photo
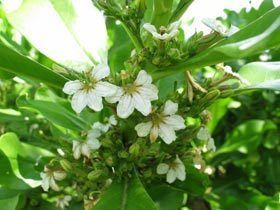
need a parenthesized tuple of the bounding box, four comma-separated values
(73, 130, 101, 160)
(156, 155, 186, 184)
(40, 167, 66, 192)
(206, 138, 216, 152)
(216, 63, 249, 84)
(197, 126, 216, 152)
(106, 70, 158, 118)
(202, 18, 239, 37)
(56, 196, 72, 209)
(135, 100, 185, 144)
(143, 21, 180, 40)
(63, 63, 117, 113)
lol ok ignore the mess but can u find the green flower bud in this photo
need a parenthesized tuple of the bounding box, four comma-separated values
(105, 156, 115, 166)
(101, 138, 114, 148)
(118, 151, 129, 159)
(129, 143, 140, 156)
(60, 159, 72, 172)
(87, 170, 103, 181)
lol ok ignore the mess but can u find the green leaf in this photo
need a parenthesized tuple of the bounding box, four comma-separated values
(93, 174, 158, 210)
(153, 7, 280, 79)
(0, 43, 67, 89)
(237, 62, 280, 91)
(4, 0, 107, 66)
(17, 95, 90, 131)
(0, 132, 54, 189)
(170, 0, 194, 22)
(0, 195, 19, 210)
(0, 188, 23, 200)
(148, 185, 184, 210)
(151, 0, 174, 28)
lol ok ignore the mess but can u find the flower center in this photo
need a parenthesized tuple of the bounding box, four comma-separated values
(159, 26, 167, 35)
(169, 161, 179, 170)
(151, 113, 165, 126)
(123, 84, 139, 94)
(82, 78, 97, 92)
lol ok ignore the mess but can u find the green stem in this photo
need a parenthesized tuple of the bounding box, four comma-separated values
(120, 178, 129, 210)
(121, 22, 143, 52)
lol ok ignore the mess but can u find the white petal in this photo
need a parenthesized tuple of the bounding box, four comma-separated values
(81, 143, 91, 158)
(133, 92, 151, 116)
(135, 122, 152, 137)
(150, 125, 159, 142)
(88, 128, 102, 139)
(71, 91, 88, 113)
(163, 100, 178, 115)
(143, 23, 158, 34)
(92, 63, 110, 80)
(156, 163, 169, 175)
(225, 25, 239, 36)
(176, 166, 186, 181)
(63, 80, 82, 95)
(138, 84, 158, 100)
(73, 141, 82, 160)
(109, 115, 117, 126)
(87, 91, 103, 112)
(105, 87, 124, 103)
(165, 115, 186, 130)
(168, 21, 180, 33)
(134, 70, 152, 85)
(49, 177, 60, 191)
(95, 81, 117, 97)
(159, 123, 176, 144)
(207, 138, 216, 152)
(40, 173, 50, 191)
(117, 94, 134, 118)
(87, 138, 101, 150)
(166, 169, 177, 184)
(53, 171, 66, 181)
(197, 127, 211, 141)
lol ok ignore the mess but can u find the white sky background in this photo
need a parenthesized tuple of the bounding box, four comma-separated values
(181, 0, 280, 35)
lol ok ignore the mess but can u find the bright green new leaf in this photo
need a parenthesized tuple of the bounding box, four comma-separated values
(4, 0, 107, 67)
(153, 7, 280, 79)
(93, 174, 158, 210)
(17, 95, 90, 131)
(0, 132, 54, 188)
(237, 62, 280, 91)
(0, 43, 67, 89)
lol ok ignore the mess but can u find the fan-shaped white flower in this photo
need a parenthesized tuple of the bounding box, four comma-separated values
(73, 130, 101, 160)
(40, 167, 66, 192)
(56, 196, 72, 209)
(202, 18, 239, 37)
(216, 63, 249, 84)
(143, 21, 180, 40)
(63, 63, 117, 113)
(106, 70, 158, 118)
(135, 100, 185, 144)
(156, 155, 186, 183)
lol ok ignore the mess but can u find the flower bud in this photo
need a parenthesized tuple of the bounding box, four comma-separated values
(87, 170, 103, 181)
(60, 159, 72, 172)
(129, 143, 140, 156)
(118, 151, 129, 159)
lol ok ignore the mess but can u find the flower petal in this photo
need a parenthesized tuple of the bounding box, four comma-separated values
(105, 87, 124, 103)
(135, 122, 152, 137)
(163, 100, 178, 115)
(150, 125, 159, 142)
(143, 23, 158, 34)
(87, 138, 101, 150)
(87, 91, 103, 112)
(117, 94, 134, 118)
(73, 141, 81, 160)
(40, 173, 50, 191)
(156, 163, 169, 175)
(81, 143, 91, 158)
(95, 81, 117, 97)
(63, 80, 82, 95)
(138, 84, 158, 100)
(159, 123, 176, 144)
(53, 171, 66, 181)
(166, 169, 177, 184)
(71, 91, 88, 113)
(91, 63, 110, 80)
(197, 127, 211, 141)
(109, 115, 117, 126)
(134, 70, 152, 85)
(49, 177, 60, 191)
(165, 115, 185, 130)
(133, 92, 151, 116)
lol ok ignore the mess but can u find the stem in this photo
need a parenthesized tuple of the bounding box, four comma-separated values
(121, 22, 143, 52)
(120, 178, 128, 210)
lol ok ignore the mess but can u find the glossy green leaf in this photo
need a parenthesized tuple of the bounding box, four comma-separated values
(4, 0, 107, 66)
(153, 7, 280, 79)
(0, 188, 23, 200)
(148, 185, 184, 210)
(17, 95, 90, 131)
(93, 175, 158, 210)
(0, 43, 67, 89)
(0, 132, 54, 188)
(0, 195, 19, 210)
(237, 62, 280, 91)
